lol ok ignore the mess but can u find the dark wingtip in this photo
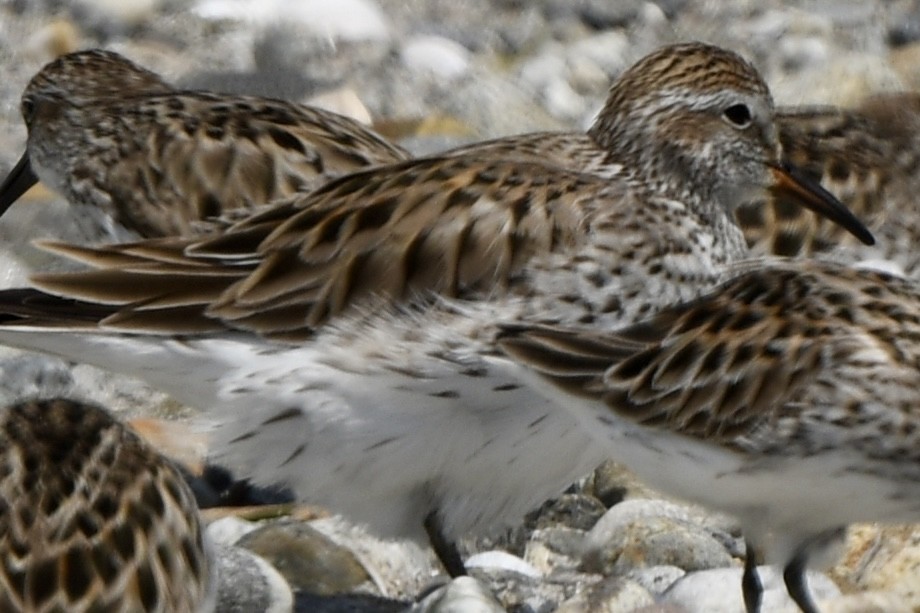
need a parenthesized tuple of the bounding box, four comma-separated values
(0, 152, 39, 216)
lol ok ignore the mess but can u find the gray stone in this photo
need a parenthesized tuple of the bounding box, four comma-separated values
(401, 35, 472, 80)
(524, 526, 587, 573)
(555, 576, 655, 612)
(589, 461, 661, 506)
(584, 516, 733, 576)
(306, 516, 435, 600)
(586, 498, 740, 551)
(626, 565, 687, 596)
(238, 521, 371, 596)
(410, 577, 504, 613)
(479, 566, 592, 612)
(212, 543, 294, 613)
(531, 493, 607, 532)
(0, 353, 74, 401)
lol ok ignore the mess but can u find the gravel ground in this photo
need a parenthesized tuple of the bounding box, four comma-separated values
(0, 1, 919, 611)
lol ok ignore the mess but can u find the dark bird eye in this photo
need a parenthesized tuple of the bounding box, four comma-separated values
(723, 103, 752, 128)
(20, 96, 35, 122)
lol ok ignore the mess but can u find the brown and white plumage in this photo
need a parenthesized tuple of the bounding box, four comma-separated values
(0, 49, 410, 240)
(0, 398, 213, 612)
(451, 92, 920, 277)
(498, 259, 920, 613)
(0, 44, 871, 578)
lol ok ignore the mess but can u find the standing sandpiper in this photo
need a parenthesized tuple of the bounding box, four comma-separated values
(498, 259, 920, 613)
(0, 43, 872, 579)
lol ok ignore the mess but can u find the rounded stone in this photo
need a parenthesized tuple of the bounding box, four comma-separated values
(212, 543, 294, 613)
(584, 516, 733, 575)
(626, 565, 687, 595)
(238, 521, 371, 595)
(555, 576, 655, 613)
(466, 550, 542, 578)
(586, 498, 740, 551)
(530, 493, 608, 532)
(662, 565, 840, 613)
(401, 35, 472, 80)
(411, 576, 505, 613)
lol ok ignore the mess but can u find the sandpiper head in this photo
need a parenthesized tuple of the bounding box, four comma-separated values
(0, 50, 173, 219)
(22, 49, 169, 109)
(588, 42, 873, 246)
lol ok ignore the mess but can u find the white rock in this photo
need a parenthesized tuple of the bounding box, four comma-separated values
(567, 31, 631, 75)
(211, 543, 294, 613)
(193, 0, 390, 42)
(544, 78, 587, 121)
(779, 36, 830, 71)
(307, 88, 373, 125)
(555, 577, 655, 613)
(519, 45, 568, 91)
(465, 550, 542, 578)
(207, 516, 260, 547)
(410, 576, 505, 613)
(402, 35, 472, 80)
(639, 2, 667, 27)
(663, 565, 841, 613)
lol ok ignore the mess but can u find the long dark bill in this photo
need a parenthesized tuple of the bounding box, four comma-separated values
(768, 162, 875, 246)
(0, 152, 39, 217)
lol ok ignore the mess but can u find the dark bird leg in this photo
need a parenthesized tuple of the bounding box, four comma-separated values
(424, 510, 467, 577)
(783, 549, 819, 613)
(742, 539, 763, 613)
(784, 527, 845, 613)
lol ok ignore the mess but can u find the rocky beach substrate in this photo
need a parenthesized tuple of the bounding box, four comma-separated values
(0, 1, 919, 611)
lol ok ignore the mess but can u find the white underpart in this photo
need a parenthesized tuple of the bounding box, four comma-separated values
(495, 355, 920, 567)
(0, 307, 610, 541)
(32, 154, 144, 243)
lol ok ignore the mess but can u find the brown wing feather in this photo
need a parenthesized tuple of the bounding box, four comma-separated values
(92, 93, 410, 237)
(498, 264, 897, 447)
(32, 156, 605, 337)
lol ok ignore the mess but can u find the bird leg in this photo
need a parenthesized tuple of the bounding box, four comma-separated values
(742, 539, 763, 613)
(783, 526, 846, 613)
(423, 510, 467, 577)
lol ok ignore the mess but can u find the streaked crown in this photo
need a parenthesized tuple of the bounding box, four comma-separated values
(588, 43, 780, 208)
(22, 49, 171, 121)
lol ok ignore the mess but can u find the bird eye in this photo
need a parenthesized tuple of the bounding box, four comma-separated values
(20, 96, 35, 122)
(723, 103, 752, 128)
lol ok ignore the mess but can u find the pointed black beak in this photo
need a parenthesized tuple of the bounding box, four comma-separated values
(767, 161, 875, 247)
(0, 152, 39, 217)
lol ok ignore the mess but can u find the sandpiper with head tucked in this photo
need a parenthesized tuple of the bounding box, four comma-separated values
(0, 43, 872, 578)
(0, 398, 213, 612)
(498, 259, 920, 613)
(0, 49, 409, 241)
